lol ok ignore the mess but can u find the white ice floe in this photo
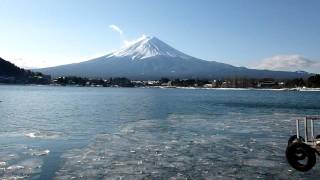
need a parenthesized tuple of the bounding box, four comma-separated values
(0, 161, 6, 167)
(25, 131, 61, 139)
(28, 148, 50, 156)
(7, 165, 24, 170)
(0, 144, 46, 179)
(25, 132, 37, 138)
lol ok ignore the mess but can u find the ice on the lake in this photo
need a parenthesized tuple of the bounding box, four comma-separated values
(0, 161, 6, 167)
(0, 158, 43, 179)
(0, 145, 45, 179)
(25, 131, 61, 139)
(3, 158, 42, 179)
(2, 85, 320, 179)
(26, 148, 50, 156)
(54, 114, 309, 179)
(7, 165, 24, 170)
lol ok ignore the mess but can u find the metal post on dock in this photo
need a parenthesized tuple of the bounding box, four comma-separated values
(305, 117, 308, 141)
(296, 119, 300, 138)
(311, 118, 314, 140)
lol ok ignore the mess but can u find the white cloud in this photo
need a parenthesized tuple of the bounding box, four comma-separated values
(108, 24, 147, 47)
(109, 24, 123, 35)
(255, 54, 320, 72)
(123, 34, 147, 47)
(108, 24, 128, 46)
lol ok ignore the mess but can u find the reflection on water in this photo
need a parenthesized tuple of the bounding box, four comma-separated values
(0, 85, 320, 179)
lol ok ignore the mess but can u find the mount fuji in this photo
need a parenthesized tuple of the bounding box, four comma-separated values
(37, 36, 309, 80)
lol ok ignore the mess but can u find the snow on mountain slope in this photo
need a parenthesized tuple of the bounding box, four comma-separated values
(107, 36, 192, 60)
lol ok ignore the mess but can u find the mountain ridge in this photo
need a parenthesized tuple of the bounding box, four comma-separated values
(0, 57, 51, 84)
(0, 57, 27, 77)
(37, 36, 311, 80)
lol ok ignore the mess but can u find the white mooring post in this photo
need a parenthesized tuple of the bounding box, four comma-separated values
(296, 119, 300, 138)
(305, 117, 308, 142)
(311, 118, 314, 140)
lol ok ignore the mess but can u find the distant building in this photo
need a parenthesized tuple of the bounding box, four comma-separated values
(203, 83, 214, 88)
(257, 81, 278, 88)
(278, 82, 285, 88)
(146, 80, 159, 86)
(211, 80, 218, 88)
(131, 80, 144, 86)
(161, 81, 172, 87)
(221, 81, 232, 88)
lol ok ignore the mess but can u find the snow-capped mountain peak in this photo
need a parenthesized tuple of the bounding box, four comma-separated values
(38, 35, 310, 80)
(109, 35, 192, 60)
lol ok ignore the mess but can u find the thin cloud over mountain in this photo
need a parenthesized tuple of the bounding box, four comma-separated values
(109, 25, 123, 35)
(255, 55, 320, 72)
(109, 24, 139, 47)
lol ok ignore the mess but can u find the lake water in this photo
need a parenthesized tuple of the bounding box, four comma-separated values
(1, 85, 320, 179)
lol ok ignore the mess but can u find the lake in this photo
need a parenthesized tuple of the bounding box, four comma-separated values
(0, 85, 320, 179)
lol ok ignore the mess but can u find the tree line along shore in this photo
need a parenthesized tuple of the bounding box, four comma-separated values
(1, 57, 320, 89)
(24, 75, 320, 89)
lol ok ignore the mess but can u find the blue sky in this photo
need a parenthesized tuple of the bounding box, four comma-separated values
(0, 0, 319, 72)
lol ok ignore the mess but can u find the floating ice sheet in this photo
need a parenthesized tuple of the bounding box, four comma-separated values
(0, 145, 49, 179)
(25, 131, 62, 139)
(54, 114, 320, 179)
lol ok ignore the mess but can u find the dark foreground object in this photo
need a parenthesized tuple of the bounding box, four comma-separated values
(286, 140, 316, 171)
(286, 117, 320, 172)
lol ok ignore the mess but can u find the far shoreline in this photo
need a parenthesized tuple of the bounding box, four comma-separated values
(1, 83, 320, 92)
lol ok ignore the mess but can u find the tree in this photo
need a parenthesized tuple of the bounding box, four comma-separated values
(286, 78, 306, 88)
(308, 74, 320, 88)
(159, 77, 170, 84)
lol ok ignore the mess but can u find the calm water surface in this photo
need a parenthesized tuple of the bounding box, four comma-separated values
(0, 85, 320, 179)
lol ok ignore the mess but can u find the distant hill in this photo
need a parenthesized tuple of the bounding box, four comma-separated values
(37, 36, 311, 80)
(0, 57, 26, 77)
(0, 57, 50, 84)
